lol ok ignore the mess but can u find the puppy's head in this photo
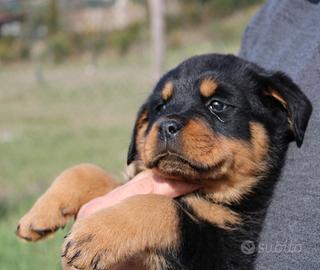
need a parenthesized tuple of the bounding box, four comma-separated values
(127, 54, 312, 199)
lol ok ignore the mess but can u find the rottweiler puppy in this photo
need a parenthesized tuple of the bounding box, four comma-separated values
(16, 54, 312, 270)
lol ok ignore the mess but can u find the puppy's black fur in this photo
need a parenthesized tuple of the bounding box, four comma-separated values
(127, 54, 312, 269)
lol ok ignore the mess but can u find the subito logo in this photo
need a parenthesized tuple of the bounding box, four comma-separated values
(241, 240, 256, 255)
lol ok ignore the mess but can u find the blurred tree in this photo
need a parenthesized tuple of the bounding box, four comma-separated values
(148, 0, 165, 81)
(47, 0, 59, 35)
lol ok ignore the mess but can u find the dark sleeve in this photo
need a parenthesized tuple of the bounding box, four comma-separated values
(239, 0, 320, 269)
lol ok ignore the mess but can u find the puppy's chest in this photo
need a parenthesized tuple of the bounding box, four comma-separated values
(152, 195, 258, 270)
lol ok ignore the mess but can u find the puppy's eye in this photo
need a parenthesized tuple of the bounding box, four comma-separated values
(155, 103, 167, 113)
(208, 100, 227, 113)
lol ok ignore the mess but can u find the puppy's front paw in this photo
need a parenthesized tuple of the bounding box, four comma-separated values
(16, 195, 74, 241)
(62, 195, 180, 269)
(62, 210, 136, 269)
(16, 164, 118, 242)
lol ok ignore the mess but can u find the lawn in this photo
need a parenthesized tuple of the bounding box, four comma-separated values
(0, 5, 259, 270)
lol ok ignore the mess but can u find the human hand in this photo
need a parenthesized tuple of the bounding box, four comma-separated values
(77, 169, 200, 220)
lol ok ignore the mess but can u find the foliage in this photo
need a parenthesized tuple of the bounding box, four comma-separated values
(46, 32, 72, 63)
(47, 0, 59, 35)
(205, 0, 263, 15)
(108, 23, 143, 55)
(172, 0, 263, 27)
(0, 37, 30, 62)
(69, 32, 108, 56)
(183, 0, 263, 13)
(0, 0, 263, 63)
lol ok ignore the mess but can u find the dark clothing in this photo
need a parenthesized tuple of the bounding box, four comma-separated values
(239, 0, 320, 269)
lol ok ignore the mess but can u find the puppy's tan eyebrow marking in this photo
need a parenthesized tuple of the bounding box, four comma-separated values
(161, 81, 174, 101)
(200, 78, 218, 97)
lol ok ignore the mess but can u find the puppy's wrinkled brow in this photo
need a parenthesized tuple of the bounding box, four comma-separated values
(200, 78, 218, 97)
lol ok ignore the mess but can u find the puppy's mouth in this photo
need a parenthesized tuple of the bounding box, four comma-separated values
(148, 152, 194, 168)
(147, 151, 222, 181)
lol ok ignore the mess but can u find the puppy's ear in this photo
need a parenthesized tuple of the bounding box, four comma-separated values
(261, 71, 312, 147)
(127, 103, 149, 165)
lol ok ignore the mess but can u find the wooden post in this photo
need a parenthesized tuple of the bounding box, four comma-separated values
(148, 0, 166, 81)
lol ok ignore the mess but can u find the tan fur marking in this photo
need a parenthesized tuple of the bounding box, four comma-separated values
(16, 164, 118, 241)
(136, 110, 149, 130)
(63, 194, 179, 269)
(142, 123, 159, 165)
(161, 81, 174, 101)
(115, 256, 147, 270)
(183, 195, 241, 229)
(200, 78, 218, 97)
(144, 253, 171, 270)
(181, 119, 224, 168)
(264, 88, 288, 109)
(180, 120, 269, 204)
(264, 88, 294, 128)
(127, 109, 149, 178)
(205, 122, 269, 204)
(125, 160, 146, 180)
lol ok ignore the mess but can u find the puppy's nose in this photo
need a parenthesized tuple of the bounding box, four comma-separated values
(158, 119, 182, 140)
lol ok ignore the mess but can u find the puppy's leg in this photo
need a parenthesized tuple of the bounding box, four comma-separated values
(16, 163, 118, 241)
(62, 194, 180, 270)
(61, 254, 147, 270)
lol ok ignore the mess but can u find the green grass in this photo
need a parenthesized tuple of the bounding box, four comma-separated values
(0, 5, 259, 269)
(0, 59, 148, 270)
